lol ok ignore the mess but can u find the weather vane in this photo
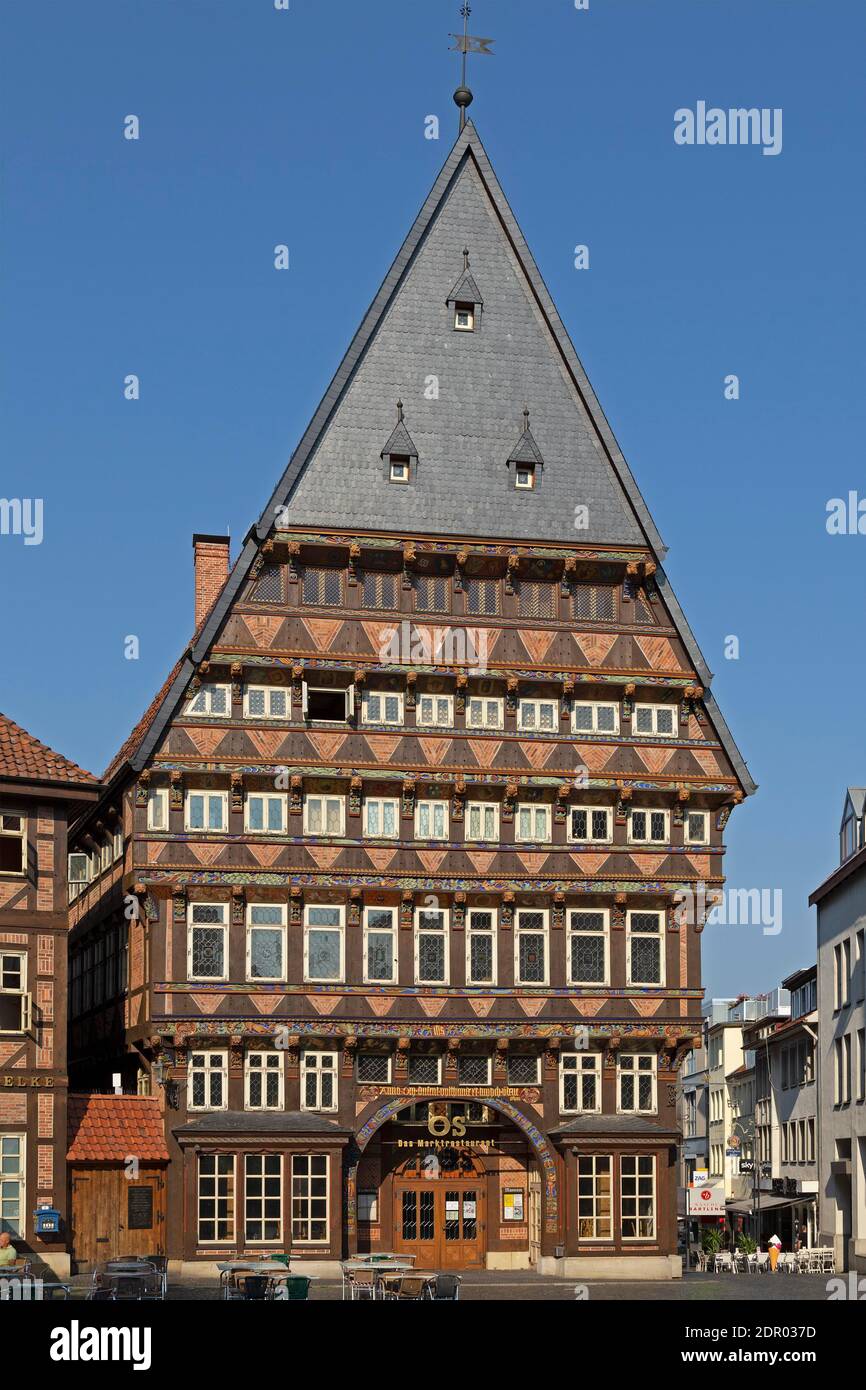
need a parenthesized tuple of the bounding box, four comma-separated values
(450, 3, 494, 132)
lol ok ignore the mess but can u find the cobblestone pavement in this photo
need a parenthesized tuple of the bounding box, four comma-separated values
(57, 1270, 837, 1301)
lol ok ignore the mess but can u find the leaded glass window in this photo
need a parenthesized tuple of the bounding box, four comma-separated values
(515, 910, 547, 984)
(185, 791, 227, 832)
(302, 1051, 337, 1110)
(189, 904, 227, 980)
(414, 574, 450, 613)
(185, 683, 230, 717)
(456, 1053, 491, 1085)
(246, 1052, 283, 1110)
(364, 908, 397, 983)
(465, 578, 500, 616)
(629, 809, 668, 844)
(517, 581, 557, 619)
(362, 690, 403, 725)
(627, 912, 663, 985)
(362, 570, 398, 610)
(416, 910, 448, 983)
(572, 701, 619, 734)
(250, 565, 285, 604)
(189, 1051, 227, 1110)
(618, 1053, 656, 1113)
(245, 793, 286, 833)
(304, 795, 345, 836)
(572, 584, 615, 622)
(561, 1053, 601, 1113)
(364, 798, 399, 838)
(467, 910, 495, 985)
(685, 811, 709, 844)
(415, 800, 448, 840)
(516, 804, 550, 843)
(517, 699, 557, 731)
(244, 685, 288, 719)
(568, 910, 607, 985)
(407, 1052, 441, 1084)
(634, 704, 677, 737)
(356, 1052, 391, 1083)
(417, 694, 453, 727)
(303, 567, 343, 606)
(305, 906, 343, 982)
(247, 905, 285, 981)
(466, 696, 503, 729)
(507, 1053, 540, 1085)
(569, 807, 611, 843)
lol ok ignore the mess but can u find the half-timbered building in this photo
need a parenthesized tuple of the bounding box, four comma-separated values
(0, 713, 98, 1275)
(67, 120, 754, 1277)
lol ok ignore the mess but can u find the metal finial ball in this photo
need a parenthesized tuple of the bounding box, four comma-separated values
(453, 86, 474, 110)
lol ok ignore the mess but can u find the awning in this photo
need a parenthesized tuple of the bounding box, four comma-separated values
(726, 1193, 816, 1215)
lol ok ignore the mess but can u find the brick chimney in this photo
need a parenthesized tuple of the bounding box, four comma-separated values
(193, 533, 230, 628)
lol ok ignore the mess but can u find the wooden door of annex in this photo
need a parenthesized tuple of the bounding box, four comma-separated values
(70, 1165, 165, 1266)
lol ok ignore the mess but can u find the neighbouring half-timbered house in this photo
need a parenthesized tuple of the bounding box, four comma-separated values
(67, 120, 754, 1277)
(0, 713, 98, 1275)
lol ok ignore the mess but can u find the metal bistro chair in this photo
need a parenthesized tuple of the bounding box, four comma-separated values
(393, 1274, 430, 1302)
(236, 1273, 271, 1302)
(427, 1273, 461, 1301)
(343, 1265, 378, 1301)
(106, 1271, 164, 1301)
(88, 1288, 118, 1301)
(271, 1275, 311, 1301)
(822, 1248, 836, 1275)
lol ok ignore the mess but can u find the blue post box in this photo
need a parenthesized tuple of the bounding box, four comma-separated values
(34, 1205, 61, 1235)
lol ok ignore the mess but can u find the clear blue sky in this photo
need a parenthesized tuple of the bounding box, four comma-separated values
(1, 1, 863, 999)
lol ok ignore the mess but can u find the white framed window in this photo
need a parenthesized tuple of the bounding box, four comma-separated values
(364, 906, 398, 984)
(185, 789, 228, 833)
(67, 852, 90, 899)
(454, 303, 475, 331)
(466, 908, 497, 985)
(0, 813, 26, 876)
(113, 824, 124, 861)
(244, 791, 287, 834)
(389, 457, 410, 484)
(303, 794, 345, 837)
(576, 1154, 612, 1239)
(515, 908, 548, 985)
(414, 907, 449, 984)
(301, 681, 354, 722)
(633, 703, 678, 738)
(304, 904, 344, 983)
(198, 1153, 235, 1243)
(246, 903, 286, 982)
(184, 683, 231, 718)
(0, 953, 30, 1034)
(628, 808, 669, 844)
(617, 1053, 657, 1114)
(301, 1051, 338, 1111)
(456, 1053, 491, 1086)
(187, 903, 228, 981)
(567, 910, 609, 986)
(244, 685, 289, 719)
(356, 1052, 392, 1083)
(621, 1154, 656, 1239)
(514, 466, 535, 490)
(188, 1051, 228, 1110)
(146, 788, 168, 831)
(466, 696, 504, 729)
(465, 802, 499, 842)
(626, 910, 665, 986)
(517, 698, 558, 732)
(684, 810, 709, 845)
(245, 1052, 284, 1110)
(572, 700, 619, 735)
(244, 1154, 282, 1244)
(291, 1154, 330, 1244)
(417, 693, 454, 728)
(361, 689, 404, 726)
(516, 803, 551, 843)
(560, 1052, 602, 1113)
(415, 800, 449, 840)
(363, 798, 400, 839)
(0, 1134, 25, 1237)
(100, 839, 112, 873)
(568, 806, 612, 844)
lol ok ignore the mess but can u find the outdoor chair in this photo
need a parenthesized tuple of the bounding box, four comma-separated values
(822, 1248, 836, 1274)
(428, 1274, 461, 1301)
(344, 1267, 377, 1301)
(88, 1288, 117, 1301)
(272, 1275, 311, 1301)
(41, 1284, 71, 1301)
(394, 1275, 430, 1301)
(237, 1274, 271, 1301)
(142, 1255, 169, 1296)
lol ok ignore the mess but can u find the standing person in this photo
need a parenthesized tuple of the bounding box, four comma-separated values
(768, 1233, 782, 1272)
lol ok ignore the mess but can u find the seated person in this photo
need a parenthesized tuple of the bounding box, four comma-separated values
(0, 1233, 20, 1269)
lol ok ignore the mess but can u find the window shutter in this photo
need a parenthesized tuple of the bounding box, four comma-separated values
(301, 681, 309, 719)
(347, 685, 355, 718)
(21, 992, 32, 1032)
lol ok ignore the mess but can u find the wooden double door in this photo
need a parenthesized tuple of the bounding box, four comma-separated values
(70, 1165, 166, 1267)
(394, 1174, 485, 1269)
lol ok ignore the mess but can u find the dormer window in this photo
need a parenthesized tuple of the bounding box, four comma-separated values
(380, 400, 418, 485)
(515, 466, 535, 490)
(447, 248, 483, 331)
(507, 407, 544, 491)
(389, 456, 410, 484)
(454, 303, 475, 332)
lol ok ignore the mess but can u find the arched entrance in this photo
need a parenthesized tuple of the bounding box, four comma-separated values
(348, 1095, 560, 1269)
(393, 1149, 486, 1269)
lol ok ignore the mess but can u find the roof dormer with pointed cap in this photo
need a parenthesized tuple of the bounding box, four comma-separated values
(446, 246, 484, 315)
(380, 399, 419, 461)
(507, 407, 544, 469)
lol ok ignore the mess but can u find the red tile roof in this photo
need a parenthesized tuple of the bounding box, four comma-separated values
(67, 1094, 169, 1162)
(0, 712, 98, 786)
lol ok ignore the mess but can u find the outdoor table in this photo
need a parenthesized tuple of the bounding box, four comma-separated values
(217, 1260, 300, 1300)
(341, 1257, 416, 1300)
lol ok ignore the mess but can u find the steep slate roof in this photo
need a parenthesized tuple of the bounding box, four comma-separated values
(844, 788, 866, 820)
(0, 712, 97, 787)
(67, 1094, 169, 1162)
(103, 120, 754, 797)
